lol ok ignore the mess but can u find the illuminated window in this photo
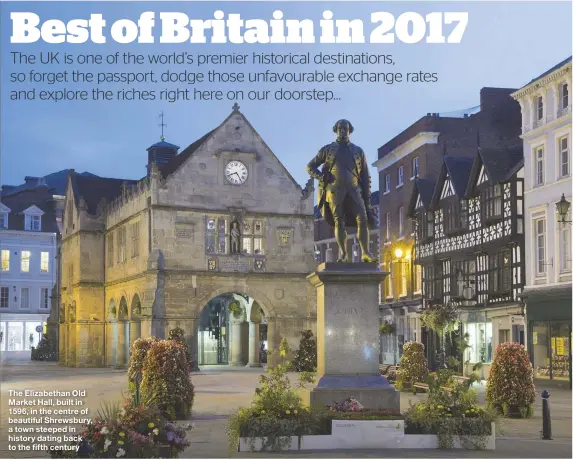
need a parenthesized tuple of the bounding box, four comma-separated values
(21, 251, 31, 272)
(1, 250, 9, 271)
(40, 252, 49, 273)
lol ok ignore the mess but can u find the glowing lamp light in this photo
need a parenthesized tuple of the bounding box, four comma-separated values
(394, 248, 403, 259)
(556, 194, 571, 223)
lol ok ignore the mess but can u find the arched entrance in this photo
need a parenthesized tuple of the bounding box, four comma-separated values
(197, 293, 268, 367)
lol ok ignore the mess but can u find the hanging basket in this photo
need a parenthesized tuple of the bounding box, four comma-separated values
(379, 322, 394, 334)
(420, 304, 460, 332)
(228, 300, 243, 319)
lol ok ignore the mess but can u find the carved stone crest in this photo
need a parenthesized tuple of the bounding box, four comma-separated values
(276, 227, 294, 247)
(207, 258, 217, 271)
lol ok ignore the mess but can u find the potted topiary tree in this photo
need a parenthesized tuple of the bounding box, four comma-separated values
(486, 342, 535, 418)
(140, 340, 195, 420)
(395, 341, 428, 392)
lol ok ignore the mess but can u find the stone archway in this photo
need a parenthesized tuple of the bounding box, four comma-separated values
(247, 302, 265, 368)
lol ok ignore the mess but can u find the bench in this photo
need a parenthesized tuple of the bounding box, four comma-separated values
(453, 375, 470, 383)
(379, 364, 399, 376)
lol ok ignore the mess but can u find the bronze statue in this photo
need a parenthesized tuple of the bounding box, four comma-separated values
(307, 119, 377, 263)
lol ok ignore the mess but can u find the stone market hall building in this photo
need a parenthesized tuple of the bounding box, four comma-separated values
(58, 105, 317, 368)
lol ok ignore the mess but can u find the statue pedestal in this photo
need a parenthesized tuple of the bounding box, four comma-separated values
(300, 263, 399, 411)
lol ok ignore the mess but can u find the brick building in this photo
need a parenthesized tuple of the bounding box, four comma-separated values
(372, 87, 523, 365)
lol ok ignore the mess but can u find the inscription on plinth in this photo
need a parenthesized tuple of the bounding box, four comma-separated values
(220, 259, 250, 273)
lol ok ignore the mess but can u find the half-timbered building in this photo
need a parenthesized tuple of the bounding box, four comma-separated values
(409, 148, 525, 378)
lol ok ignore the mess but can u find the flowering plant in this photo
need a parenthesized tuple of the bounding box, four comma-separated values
(140, 340, 194, 420)
(127, 337, 159, 393)
(379, 322, 394, 334)
(420, 304, 459, 332)
(78, 398, 193, 458)
(396, 341, 428, 391)
(326, 397, 364, 412)
(404, 369, 497, 449)
(168, 327, 193, 369)
(486, 342, 535, 417)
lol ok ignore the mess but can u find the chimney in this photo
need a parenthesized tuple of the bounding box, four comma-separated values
(24, 176, 40, 185)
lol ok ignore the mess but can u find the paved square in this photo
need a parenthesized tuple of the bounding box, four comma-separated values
(1, 361, 571, 458)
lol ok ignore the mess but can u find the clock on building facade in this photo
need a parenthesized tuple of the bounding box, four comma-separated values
(225, 161, 248, 185)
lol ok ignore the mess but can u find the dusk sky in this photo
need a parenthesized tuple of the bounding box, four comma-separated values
(1, 1, 571, 192)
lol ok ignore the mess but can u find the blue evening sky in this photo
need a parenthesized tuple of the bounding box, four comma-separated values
(1, 1, 571, 191)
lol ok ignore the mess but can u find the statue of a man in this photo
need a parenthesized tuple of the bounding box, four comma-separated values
(306, 119, 377, 263)
(230, 221, 241, 253)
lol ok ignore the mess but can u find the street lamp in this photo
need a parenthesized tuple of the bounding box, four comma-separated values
(556, 194, 572, 223)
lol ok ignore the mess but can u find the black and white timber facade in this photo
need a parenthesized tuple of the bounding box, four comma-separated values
(409, 148, 526, 378)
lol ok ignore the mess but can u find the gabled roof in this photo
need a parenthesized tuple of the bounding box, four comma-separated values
(157, 130, 215, 178)
(465, 147, 523, 196)
(157, 107, 303, 191)
(430, 156, 474, 207)
(407, 177, 435, 218)
(70, 172, 138, 215)
(21, 205, 44, 215)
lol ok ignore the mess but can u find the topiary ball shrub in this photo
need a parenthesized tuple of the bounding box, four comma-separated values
(292, 330, 317, 372)
(168, 327, 193, 369)
(396, 341, 428, 391)
(486, 342, 535, 417)
(128, 337, 159, 395)
(140, 340, 195, 420)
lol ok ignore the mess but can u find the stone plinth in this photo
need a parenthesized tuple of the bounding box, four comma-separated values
(301, 263, 399, 411)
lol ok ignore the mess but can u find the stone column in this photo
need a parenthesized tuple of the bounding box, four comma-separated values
(301, 262, 399, 411)
(247, 321, 262, 367)
(266, 318, 277, 367)
(116, 321, 126, 368)
(229, 319, 244, 366)
(130, 321, 142, 344)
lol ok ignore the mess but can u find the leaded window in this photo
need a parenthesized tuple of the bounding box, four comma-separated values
(452, 260, 476, 299)
(205, 217, 229, 254)
(419, 211, 435, 242)
(482, 184, 502, 221)
(488, 250, 512, 294)
(242, 219, 264, 255)
(423, 265, 442, 301)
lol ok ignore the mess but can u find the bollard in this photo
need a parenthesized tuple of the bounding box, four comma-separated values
(541, 390, 552, 440)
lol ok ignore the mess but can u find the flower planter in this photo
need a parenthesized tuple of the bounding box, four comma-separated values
(238, 420, 495, 452)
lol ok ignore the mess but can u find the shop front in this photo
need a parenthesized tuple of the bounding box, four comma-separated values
(522, 285, 572, 389)
(379, 303, 422, 365)
(0, 313, 49, 358)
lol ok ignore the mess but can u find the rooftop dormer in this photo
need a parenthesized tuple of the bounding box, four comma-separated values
(23, 205, 44, 232)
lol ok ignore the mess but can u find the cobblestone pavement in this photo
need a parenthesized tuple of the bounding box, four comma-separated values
(1, 361, 571, 458)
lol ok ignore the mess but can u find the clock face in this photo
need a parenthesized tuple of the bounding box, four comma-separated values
(225, 161, 248, 185)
